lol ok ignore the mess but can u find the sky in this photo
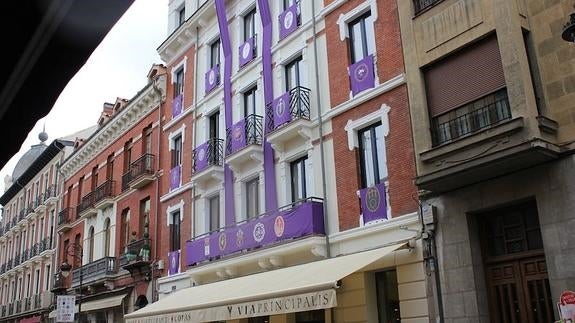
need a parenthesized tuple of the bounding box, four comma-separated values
(0, 0, 168, 193)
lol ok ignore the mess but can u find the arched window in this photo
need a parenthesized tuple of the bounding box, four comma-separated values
(88, 226, 95, 262)
(103, 218, 111, 257)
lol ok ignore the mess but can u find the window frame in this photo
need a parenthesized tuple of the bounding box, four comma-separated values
(171, 134, 183, 168)
(170, 210, 181, 252)
(243, 7, 257, 41)
(210, 39, 221, 69)
(285, 55, 303, 91)
(178, 6, 186, 26)
(174, 68, 184, 98)
(208, 195, 220, 232)
(348, 11, 375, 64)
(358, 122, 387, 188)
(245, 177, 260, 219)
(243, 86, 257, 117)
(290, 156, 308, 203)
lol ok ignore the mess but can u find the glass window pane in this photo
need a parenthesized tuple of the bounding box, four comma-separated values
(361, 130, 376, 187)
(246, 178, 259, 218)
(365, 14, 375, 56)
(209, 196, 220, 231)
(375, 124, 387, 182)
(351, 22, 364, 63)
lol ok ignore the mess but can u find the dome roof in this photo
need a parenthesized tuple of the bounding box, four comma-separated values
(11, 143, 47, 181)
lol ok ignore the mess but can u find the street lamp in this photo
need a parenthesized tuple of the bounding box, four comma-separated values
(60, 243, 83, 322)
(562, 5, 575, 43)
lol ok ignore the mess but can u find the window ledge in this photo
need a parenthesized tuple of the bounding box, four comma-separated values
(420, 117, 524, 163)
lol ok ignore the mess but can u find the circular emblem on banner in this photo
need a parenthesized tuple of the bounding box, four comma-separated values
(208, 69, 216, 85)
(366, 186, 381, 213)
(233, 126, 243, 141)
(218, 233, 227, 251)
(284, 11, 294, 29)
(198, 147, 205, 161)
(354, 63, 369, 82)
(171, 253, 177, 269)
(242, 42, 251, 59)
(275, 98, 286, 117)
(253, 222, 265, 242)
(274, 216, 285, 237)
(236, 229, 245, 247)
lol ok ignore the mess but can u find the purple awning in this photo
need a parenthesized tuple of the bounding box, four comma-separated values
(359, 183, 388, 224)
(349, 55, 375, 96)
(186, 200, 324, 266)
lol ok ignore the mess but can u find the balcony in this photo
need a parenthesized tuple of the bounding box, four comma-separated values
(77, 191, 96, 217)
(413, 0, 443, 15)
(191, 138, 224, 189)
(185, 197, 325, 267)
(33, 194, 46, 213)
(122, 153, 156, 190)
(93, 180, 116, 209)
(58, 207, 75, 232)
(225, 114, 264, 172)
(71, 256, 118, 288)
(43, 184, 58, 204)
(119, 237, 152, 273)
(51, 272, 66, 294)
(265, 86, 313, 152)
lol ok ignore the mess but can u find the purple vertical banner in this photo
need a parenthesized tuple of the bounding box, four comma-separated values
(169, 165, 181, 190)
(359, 182, 388, 224)
(349, 55, 375, 96)
(215, 0, 236, 226)
(168, 250, 180, 275)
(258, 0, 278, 212)
(230, 119, 247, 154)
(172, 94, 183, 118)
(205, 66, 220, 94)
(279, 3, 299, 40)
(272, 91, 292, 129)
(194, 141, 209, 173)
(239, 37, 256, 68)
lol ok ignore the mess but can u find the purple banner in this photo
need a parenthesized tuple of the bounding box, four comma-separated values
(205, 65, 220, 94)
(359, 183, 387, 224)
(272, 91, 292, 129)
(349, 55, 375, 96)
(186, 200, 324, 266)
(172, 94, 183, 118)
(168, 250, 180, 275)
(194, 142, 209, 173)
(279, 3, 298, 40)
(239, 37, 256, 68)
(229, 119, 246, 154)
(169, 165, 181, 190)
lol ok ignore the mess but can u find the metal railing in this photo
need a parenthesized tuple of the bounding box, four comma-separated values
(93, 180, 116, 205)
(71, 257, 117, 286)
(192, 138, 224, 173)
(77, 192, 95, 215)
(52, 272, 65, 291)
(43, 184, 57, 202)
(121, 153, 155, 191)
(431, 97, 511, 146)
(225, 114, 263, 155)
(58, 207, 75, 226)
(413, 0, 443, 15)
(265, 86, 311, 132)
(119, 238, 152, 267)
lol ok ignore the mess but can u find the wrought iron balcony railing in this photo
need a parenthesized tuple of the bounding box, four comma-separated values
(265, 86, 311, 133)
(43, 184, 57, 202)
(225, 114, 263, 156)
(119, 238, 152, 268)
(77, 191, 95, 215)
(121, 153, 155, 191)
(192, 138, 224, 174)
(71, 257, 118, 287)
(58, 207, 75, 226)
(93, 180, 116, 205)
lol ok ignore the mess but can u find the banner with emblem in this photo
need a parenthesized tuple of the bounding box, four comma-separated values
(172, 94, 183, 118)
(186, 200, 325, 266)
(359, 182, 387, 224)
(279, 3, 299, 40)
(169, 165, 181, 190)
(168, 250, 180, 276)
(272, 91, 292, 129)
(194, 141, 209, 173)
(205, 65, 220, 94)
(239, 37, 256, 67)
(348, 55, 375, 96)
(229, 119, 247, 154)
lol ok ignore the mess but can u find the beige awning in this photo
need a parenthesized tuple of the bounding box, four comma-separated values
(125, 243, 405, 323)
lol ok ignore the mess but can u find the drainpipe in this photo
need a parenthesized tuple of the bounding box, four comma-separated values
(151, 74, 164, 303)
(191, 25, 200, 259)
(310, 0, 331, 258)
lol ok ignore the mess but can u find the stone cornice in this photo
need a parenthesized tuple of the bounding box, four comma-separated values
(61, 75, 167, 179)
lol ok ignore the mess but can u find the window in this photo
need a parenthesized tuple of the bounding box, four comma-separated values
(295, 310, 324, 322)
(291, 156, 309, 202)
(88, 226, 94, 262)
(44, 265, 50, 292)
(348, 12, 375, 64)
(103, 218, 111, 257)
(34, 269, 40, 294)
(283, 0, 296, 10)
(77, 176, 84, 203)
(358, 122, 387, 188)
(375, 270, 400, 323)
(39, 217, 44, 240)
(140, 197, 151, 237)
(171, 135, 183, 168)
(248, 317, 269, 323)
(208, 195, 220, 232)
(124, 140, 133, 173)
(121, 208, 130, 252)
(178, 6, 186, 26)
(210, 39, 221, 68)
(143, 125, 153, 154)
(74, 234, 81, 266)
(246, 177, 259, 219)
(244, 8, 256, 41)
(243, 86, 257, 117)
(170, 211, 181, 252)
(91, 166, 98, 191)
(209, 111, 220, 140)
(106, 154, 114, 180)
(285, 56, 303, 91)
(174, 68, 184, 98)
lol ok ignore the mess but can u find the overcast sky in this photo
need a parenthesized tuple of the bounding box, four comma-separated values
(0, 0, 168, 193)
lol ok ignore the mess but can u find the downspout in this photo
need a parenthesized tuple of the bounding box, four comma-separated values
(310, 0, 331, 258)
(151, 74, 164, 303)
(191, 25, 200, 257)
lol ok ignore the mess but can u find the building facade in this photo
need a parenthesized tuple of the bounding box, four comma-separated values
(127, 0, 428, 322)
(0, 134, 76, 323)
(53, 66, 167, 322)
(398, 0, 575, 321)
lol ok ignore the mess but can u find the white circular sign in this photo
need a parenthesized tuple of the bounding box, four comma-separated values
(284, 11, 294, 29)
(253, 222, 265, 242)
(276, 98, 286, 117)
(242, 42, 251, 59)
(208, 69, 215, 85)
(198, 148, 205, 161)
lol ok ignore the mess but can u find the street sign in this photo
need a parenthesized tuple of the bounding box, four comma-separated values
(56, 295, 76, 322)
(558, 290, 575, 322)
